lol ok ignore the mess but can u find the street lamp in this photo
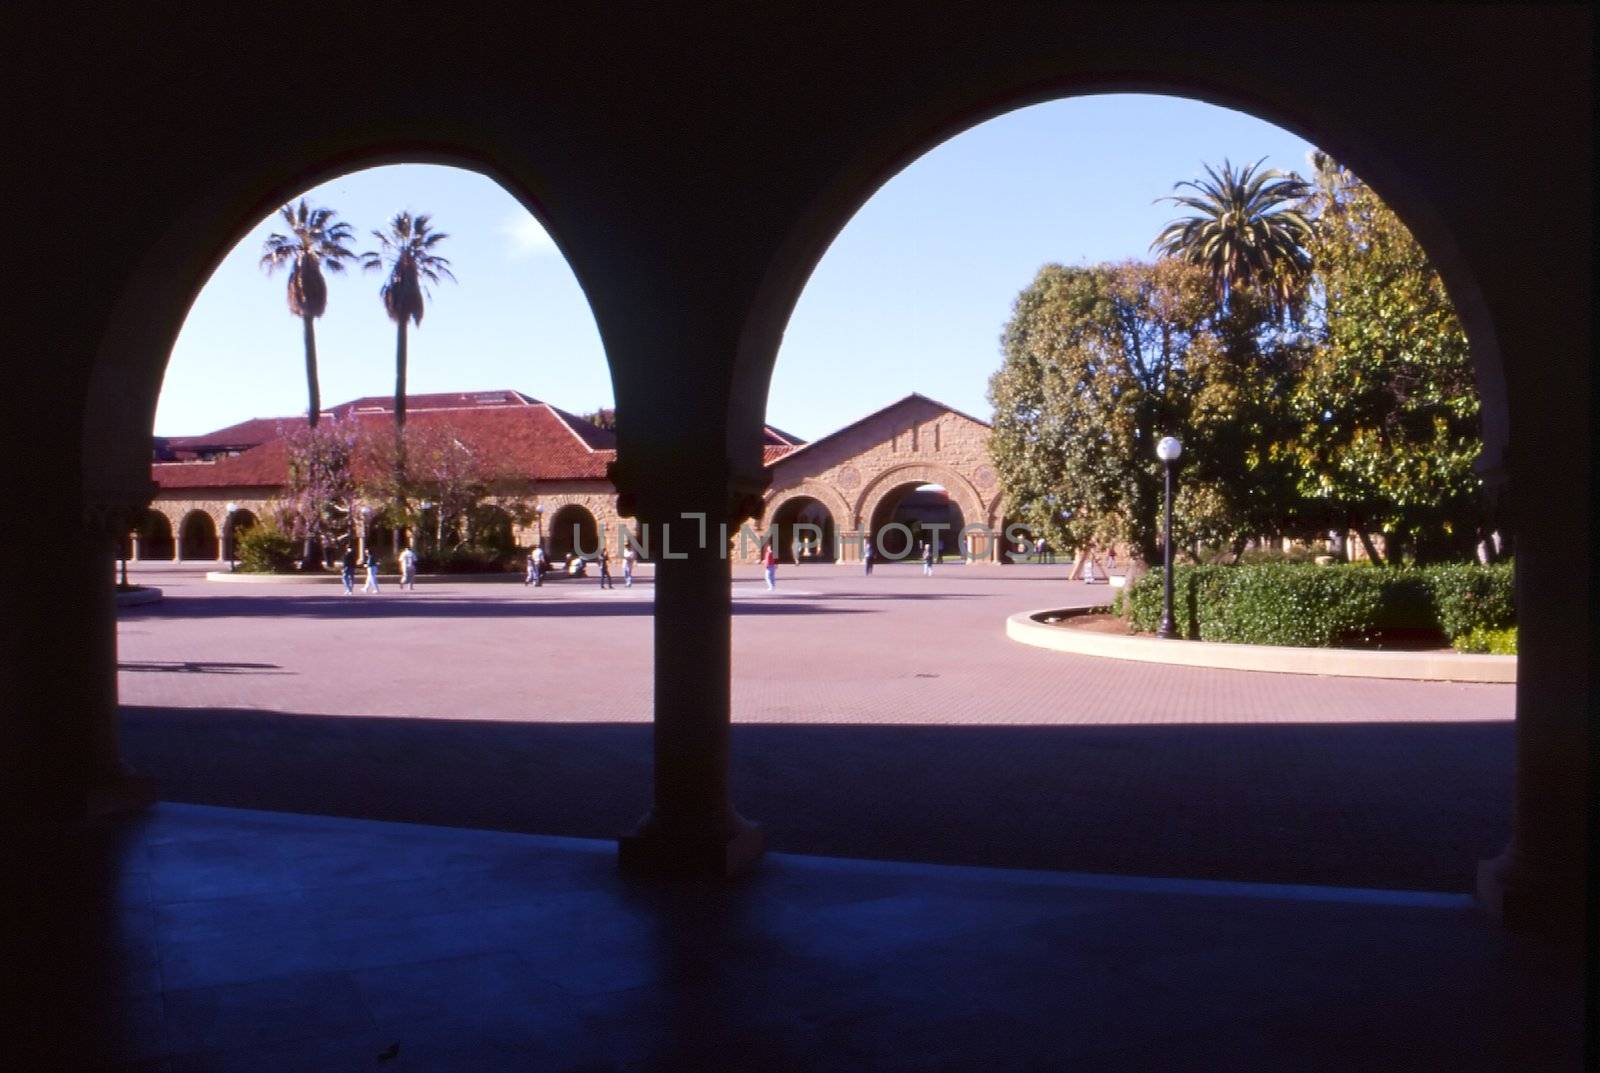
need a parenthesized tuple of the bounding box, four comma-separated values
(533, 503, 545, 552)
(1155, 436, 1182, 639)
(225, 501, 239, 570)
(361, 505, 373, 562)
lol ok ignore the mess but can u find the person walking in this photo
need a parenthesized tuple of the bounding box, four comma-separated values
(532, 544, 546, 586)
(921, 540, 934, 576)
(863, 539, 875, 577)
(361, 547, 381, 593)
(524, 548, 538, 586)
(762, 542, 778, 590)
(622, 544, 637, 588)
(399, 544, 418, 591)
(341, 547, 356, 595)
(597, 548, 614, 589)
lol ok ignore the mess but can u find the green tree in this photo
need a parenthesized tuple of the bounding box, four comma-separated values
(1151, 158, 1314, 323)
(362, 212, 455, 431)
(1289, 153, 1485, 563)
(258, 200, 359, 427)
(988, 259, 1283, 566)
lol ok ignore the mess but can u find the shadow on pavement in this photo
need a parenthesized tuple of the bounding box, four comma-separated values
(121, 705, 1511, 892)
(118, 596, 882, 620)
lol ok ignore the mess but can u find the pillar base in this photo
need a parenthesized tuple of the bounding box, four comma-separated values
(1476, 847, 1585, 940)
(618, 811, 765, 878)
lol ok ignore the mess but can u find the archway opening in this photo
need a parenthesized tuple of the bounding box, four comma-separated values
(116, 160, 658, 852)
(770, 496, 837, 563)
(739, 92, 1508, 895)
(545, 504, 600, 565)
(177, 510, 219, 561)
(223, 508, 258, 561)
(868, 483, 967, 562)
(133, 509, 175, 562)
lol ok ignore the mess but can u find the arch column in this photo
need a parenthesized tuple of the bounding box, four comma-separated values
(606, 305, 769, 878)
(2, 494, 155, 821)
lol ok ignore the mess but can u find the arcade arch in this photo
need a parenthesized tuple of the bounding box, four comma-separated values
(30, 15, 1581, 936)
(222, 508, 258, 561)
(768, 495, 838, 563)
(177, 510, 219, 561)
(546, 503, 600, 563)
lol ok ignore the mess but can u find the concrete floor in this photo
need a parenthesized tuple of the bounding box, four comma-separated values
(2, 804, 1579, 1072)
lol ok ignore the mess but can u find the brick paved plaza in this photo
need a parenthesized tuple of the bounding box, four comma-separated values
(118, 562, 1514, 892)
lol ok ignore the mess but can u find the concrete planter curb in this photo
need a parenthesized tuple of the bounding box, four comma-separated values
(1007, 606, 1516, 683)
(115, 586, 163, 607)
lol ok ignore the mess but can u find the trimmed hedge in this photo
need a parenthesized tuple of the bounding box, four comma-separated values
(1113, 561, 1514, 648)
(411, 545, 517, 574)
(236, 526, 300, 574)
(1453, 625, 1517, 655)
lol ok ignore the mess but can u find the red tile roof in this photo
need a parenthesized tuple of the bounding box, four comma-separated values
(763, 444, 800, 465)
(152, 393, 614, 491)
(153, 390, 806, 490)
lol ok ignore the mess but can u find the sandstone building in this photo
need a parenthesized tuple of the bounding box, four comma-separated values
(138, 390, 1010, 565)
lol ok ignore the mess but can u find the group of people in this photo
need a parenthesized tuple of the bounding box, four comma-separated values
(525, 545, 638, 589)
(341, 544, 419, 594)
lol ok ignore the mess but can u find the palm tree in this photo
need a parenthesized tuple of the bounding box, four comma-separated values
(1151, 157, 1314, 321)
(259, 200, 359, 427)
(362, 212, 455, 430)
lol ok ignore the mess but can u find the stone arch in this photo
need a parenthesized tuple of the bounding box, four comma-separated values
(80, 147, 608, 529)
(854, 463, 989, 560)
(546, 503, 600, 563)
(764, 493, 841, 564)
(133, 508, 175, 562)
(736, 87, 1510, 499)
(177, 509, 219, 561)
(760, 482, 852, 562)
(223, 507, 259, 561)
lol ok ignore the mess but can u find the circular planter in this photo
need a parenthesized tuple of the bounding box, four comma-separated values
(1007, 606, 1515, 683)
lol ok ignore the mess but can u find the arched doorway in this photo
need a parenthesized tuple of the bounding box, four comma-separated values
(134, 510, 175, 561)
(177, 510, 219, 561)
(546, 504, 599, 562)
(867, 483, 968, 562)
(770, 496, 836, 563)
(223, 508, 258, 561)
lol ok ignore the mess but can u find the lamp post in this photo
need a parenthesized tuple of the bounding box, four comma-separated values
(225, 501, 239, 570)
(361, 505, 373, 563)
(1155, 436, 1182, 639)
(419, 501, 434, 554)
(534, 504, 544, 553)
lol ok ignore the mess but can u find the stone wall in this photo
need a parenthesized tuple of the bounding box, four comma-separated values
(753, 397, 1004, 562)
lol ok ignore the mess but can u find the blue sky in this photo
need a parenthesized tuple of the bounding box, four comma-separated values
(158, 94, 1316, 439)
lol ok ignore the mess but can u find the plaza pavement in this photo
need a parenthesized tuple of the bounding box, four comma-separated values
(116, 561, 1514, 892)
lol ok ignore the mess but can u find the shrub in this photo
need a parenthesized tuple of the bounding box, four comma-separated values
(236, 526, 299, 573)
(1459, 626, 1516, 658)
(416, 545, 516, 574)
(1424, 562, 1515, 640)
(1205, 564, 1386, 646)
(1117, 560, 1515, 648)
(1453, 625, 1517, 655)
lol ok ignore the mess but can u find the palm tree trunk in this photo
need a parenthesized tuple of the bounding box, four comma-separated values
(303, 314, 321, 428)
(302, 313, 320, 567)
(394, 319, 408, 429)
